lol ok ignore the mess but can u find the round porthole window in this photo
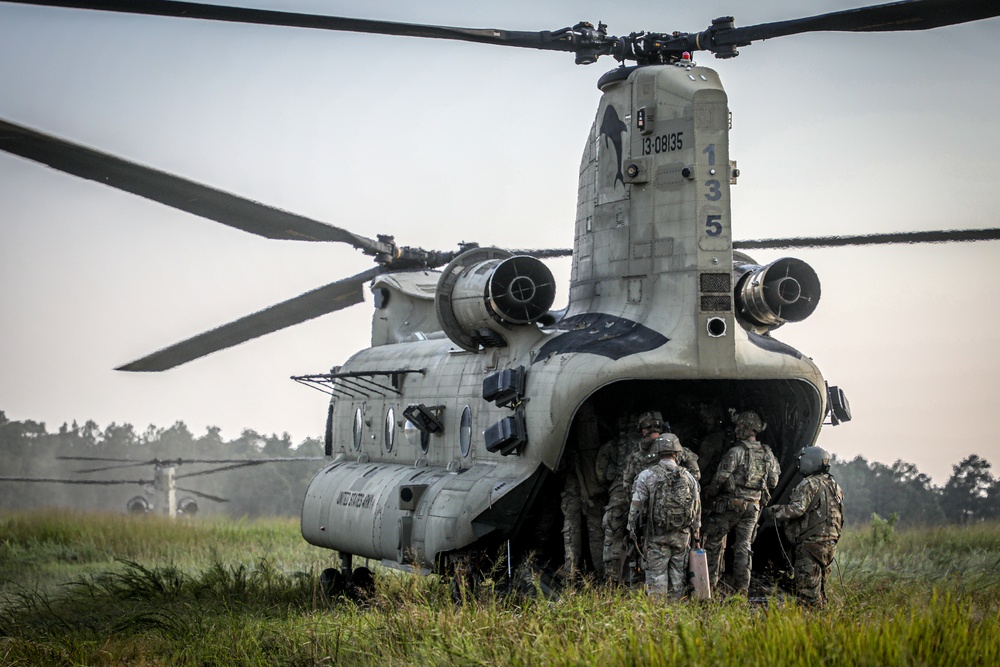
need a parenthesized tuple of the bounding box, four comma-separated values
(353, 407, 363, 451)
(385, 407, 395, 452)
(459, 406, 473, 458)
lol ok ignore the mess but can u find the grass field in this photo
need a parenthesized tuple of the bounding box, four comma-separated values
(2, 509, 999, 666)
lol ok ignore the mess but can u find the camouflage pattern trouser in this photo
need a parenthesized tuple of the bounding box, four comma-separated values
(794, 540, 836, 607)
(561, 476, 605, 577)
(601, 486, 630, 582)
(702, 498, 760, 594)
(644, 532, 691, 599)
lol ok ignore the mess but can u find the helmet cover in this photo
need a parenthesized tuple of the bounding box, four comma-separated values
(649, 433, 682, 457)
(637, 410, 665, 432)
(733, 411, 765, 438)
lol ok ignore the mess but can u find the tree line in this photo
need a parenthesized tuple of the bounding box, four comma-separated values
(830, 452, 1000, 526)
(2, 410, 998, 523)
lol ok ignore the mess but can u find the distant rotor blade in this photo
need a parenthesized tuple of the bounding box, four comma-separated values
(175, 457, 324, 480)
(5, 0, 584, 53)
(73, 461, 161, 473)
(116, 267, 380, 372)
(175, 486, 229, 503)
(0, 476, 150, 485)
(60, 455, 322, 465)
(734, 228, 1000, 250)
(174, 461, 266, 479)
(57, 455, 160, 472)
(721, 0, 1000, 48)
(57, 456, 156, 463)
(0, 119, 387, 254)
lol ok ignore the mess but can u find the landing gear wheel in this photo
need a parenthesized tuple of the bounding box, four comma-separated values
(349, 566, 375, 600)
(320, 567, 346, 599)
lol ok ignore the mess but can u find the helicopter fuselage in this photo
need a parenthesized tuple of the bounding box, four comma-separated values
(301, 62, 829, 573)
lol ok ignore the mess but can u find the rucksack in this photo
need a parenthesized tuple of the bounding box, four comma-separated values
(738, 442, 769, 491)
(648, 465, 695, 533)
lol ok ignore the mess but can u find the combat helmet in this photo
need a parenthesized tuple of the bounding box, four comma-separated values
(733, 410, 765, 440)
(798, 446, 831, 476)
(648, 433, 682, 458)
(637, 410, 666, 433)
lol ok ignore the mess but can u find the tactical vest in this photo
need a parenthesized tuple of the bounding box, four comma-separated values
(648, 465, 696, 535)
(789, 474, 845, 543)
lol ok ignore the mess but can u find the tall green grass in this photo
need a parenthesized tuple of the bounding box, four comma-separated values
(2, 510, 998, 666)
(1, 509, 329, 600)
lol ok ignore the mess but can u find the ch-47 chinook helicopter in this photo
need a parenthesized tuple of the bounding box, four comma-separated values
(0, 455, 322, 518)
(2, 0, 1000, 592)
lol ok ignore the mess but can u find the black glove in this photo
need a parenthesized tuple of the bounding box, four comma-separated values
(760, 506, 776, 524)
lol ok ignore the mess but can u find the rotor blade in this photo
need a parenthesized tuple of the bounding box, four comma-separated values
(4, 0, 582, 53)
(504, 248, 574, 258)
(59, 455, 321, 464)
(734, 228, 1000, 250)
(175, 486, 229, 503)
(0, 476, 150, 485)
(174, 461, 267, 479)
(73, 461, 162, 473)
(0, 119, 387, 253)
(116, 267, 380, 372)
(722, 0, 1000, 47)
(57, 456, 157, 463)
(175, 457, 324, 480)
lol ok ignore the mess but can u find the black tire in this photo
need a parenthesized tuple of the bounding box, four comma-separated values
(349, 566, 375, 600)
(320, 567, 346, 598)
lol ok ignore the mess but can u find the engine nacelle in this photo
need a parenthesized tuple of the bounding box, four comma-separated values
(177, 497, 199, 516)
(435, 247, 556, 352)
(126, 495, 151, 514)
(734, 257, 821, 331)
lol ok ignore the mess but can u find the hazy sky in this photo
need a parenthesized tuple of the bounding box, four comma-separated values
(1, 1, 999, 483)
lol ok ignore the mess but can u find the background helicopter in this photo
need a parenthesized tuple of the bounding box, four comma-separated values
(0, 3, 997, 506)
(0, 454, 323, 516)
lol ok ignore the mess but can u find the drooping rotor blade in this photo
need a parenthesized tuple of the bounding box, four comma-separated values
(3, 0, 586, 53)
(721, 0, 1000, 48)
(175, 486, 229, 503)
(735, 228, 1000, 250)
(0, 119, 387, 253)
(7, 1, 998, 68)
(117, 267, 381, 372)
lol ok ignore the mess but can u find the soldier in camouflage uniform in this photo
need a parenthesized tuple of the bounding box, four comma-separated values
(761, 446, 844, 607)
(627, 434, 701, 598)
(561, 404, 606, 578)
(702, 410, 779, 595)
(602, 411, 701, 583)
(694, 403, 729, 481)
(598, 416, 642, 583)
(623, 413, 701, 487)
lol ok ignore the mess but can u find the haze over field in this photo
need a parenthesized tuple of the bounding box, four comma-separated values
(2, 1, 999, 482)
